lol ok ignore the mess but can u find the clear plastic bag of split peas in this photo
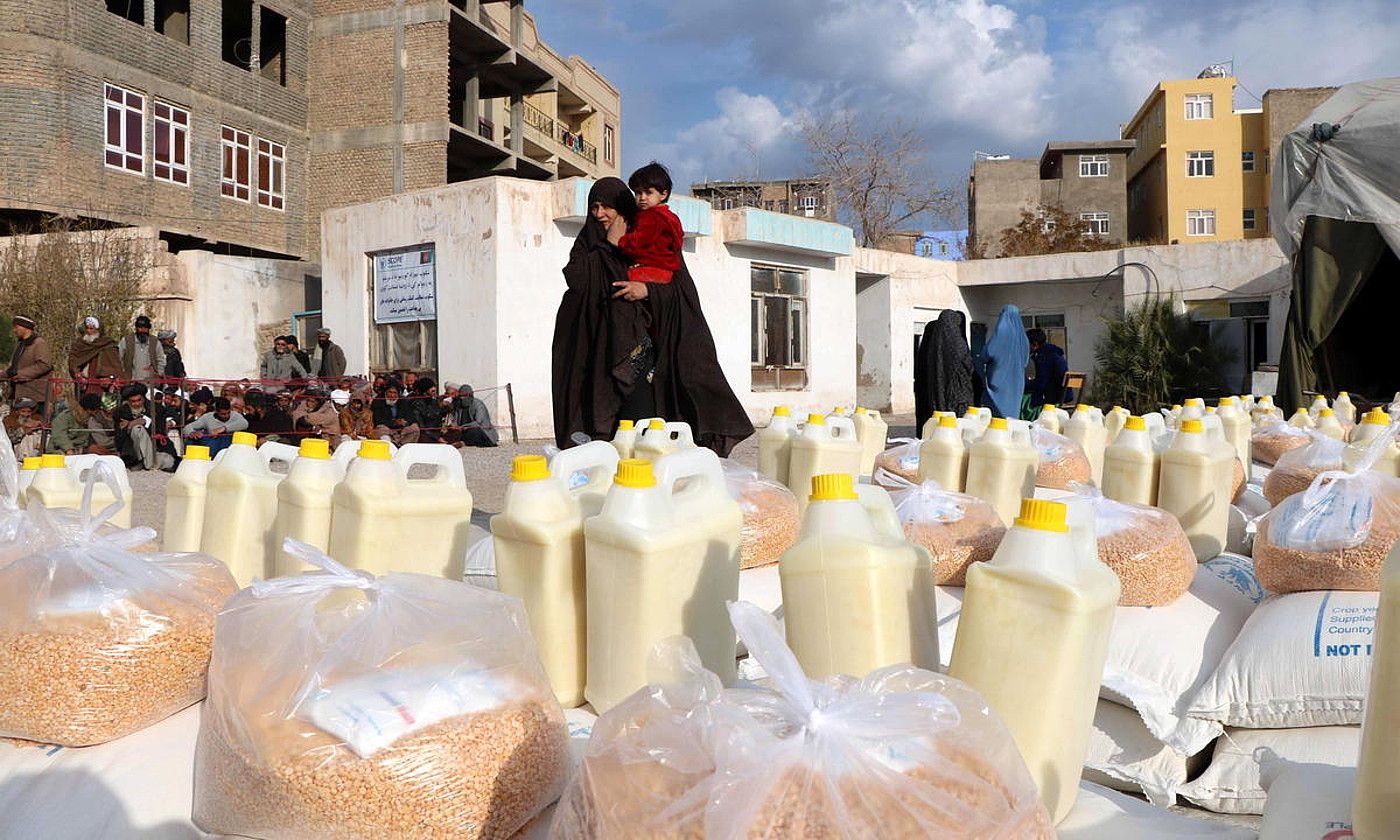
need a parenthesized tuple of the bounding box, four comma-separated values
(720, 459, 799, 569)
(551, 601, 1053, 840)
(193, 539, 569, 840)
(877, 471, 1006, 587)
(1065, 483, 1195, 607)
(0, 461, 236, 746)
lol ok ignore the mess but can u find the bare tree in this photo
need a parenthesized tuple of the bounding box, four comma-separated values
(992, 206, 1113, 258)
(0, 219, 153, 379)
(801, 112, 960, 248)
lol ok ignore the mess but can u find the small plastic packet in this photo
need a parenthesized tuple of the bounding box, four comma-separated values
(1067, 483, 1195, 606)
(550, 601, 1053, 839)
(879, 472, 1005, 585)
(872, 437, 921, 489)
(1263, 432, 1347, 505)
(193, 540, 569, 840)
(0, 462, 236, 746)
(1255, 427, 1400, 593)
(1251, 419, 1312, 465)
(720, 459, 800, 569)
(1031, 426, 1093, 489)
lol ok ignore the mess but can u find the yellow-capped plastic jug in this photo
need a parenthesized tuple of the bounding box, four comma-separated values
(162, 445, 215, 552)
(1105, 405, 1131, 443)
(1034, 404, 1069, 435)
(492, 442, 618, 708)
(1333, 391, 1356, 425)
(964, 418, 1037, 525)
(757, 407, 796, 485)
(780, 474, 937, 680)
(16, 456, 40, 507)
(1102, 416, 1160, 506)
(1157, 419, 1235, 561)
(1353, 541, 1400, 837)
(852, 407, 889, 476)
(328, 441, 474, 579)
(29, 453, 134, 528)
(583, 449, 742, 713)
(918, 415, 968, 491)
(610, 418, 642, 460)
(1064, 404, 1108, 484)
(1216, 396, 1252, 470)
(1308, 394, 1330, 419)
(1288, 407, 1316, 429)
(632, 419, 696, 461)
(948, 498, 1120, 823)
(271, 438, 346, 573)
(200, 432, 294, 585)
(1315, 408, 1346, 441)
(787, 414, 862, 512)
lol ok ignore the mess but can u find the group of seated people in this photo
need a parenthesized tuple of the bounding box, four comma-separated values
(10, 372, 498, 472)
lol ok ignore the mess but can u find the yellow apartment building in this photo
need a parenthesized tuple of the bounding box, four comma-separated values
(1121, 73, 1270, 244)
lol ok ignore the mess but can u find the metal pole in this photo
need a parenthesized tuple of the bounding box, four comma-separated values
(506, 382, 518, 444)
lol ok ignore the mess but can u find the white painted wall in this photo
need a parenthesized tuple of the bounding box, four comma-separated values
(173, 251, 308, 380)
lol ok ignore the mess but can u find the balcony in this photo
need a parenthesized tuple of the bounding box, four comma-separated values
(517, 102, 598, 175)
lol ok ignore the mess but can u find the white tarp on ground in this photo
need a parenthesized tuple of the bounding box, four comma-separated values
(1272, 77, 1400, 257)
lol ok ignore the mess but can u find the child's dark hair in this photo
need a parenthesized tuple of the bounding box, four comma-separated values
(628, 161, 672, 199)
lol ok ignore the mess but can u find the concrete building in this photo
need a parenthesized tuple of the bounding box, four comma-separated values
(877, 229, 966, 260)
(689, 179, 837, 222)
(967, 140, 1134, 257)
(1261, 86, 1338, 167)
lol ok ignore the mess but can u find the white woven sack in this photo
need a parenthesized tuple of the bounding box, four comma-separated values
(1258, 757, 1356, 840)
(1082, 699, 1190, 807)
(1058, 782, 1255, 839)
(1180, 726, 1359, 815)
(1188, 589, 1379, 728)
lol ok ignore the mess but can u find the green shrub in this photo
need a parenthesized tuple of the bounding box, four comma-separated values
(1093, 296, 1233, 413)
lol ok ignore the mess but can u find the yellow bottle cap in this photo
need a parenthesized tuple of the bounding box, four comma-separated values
(1187, 398, 1204, 407)
(964, 409, 978, 418)
(1076, 404, 1091, 411)
(807, 413, 827, 425)
(39, 454, 65, 469)
(773, 406, 791, 417)
(1362, 408, 1390, 425)
(810, 473, 859, 502)
(232, 431, 257, 447)
(939, 415, 959, 428)
(1219, 396, 1236, 406)
(1014, 498, 1069, 533)
(298, 438, 331, 459)
(648, 419, 666, 430)
(617, 419, 635, 431)
(1339, 392, 1349, 397)
(1180, 419, 1204, 433)
(21, 457, 41, 470)
(615, 458, 656, 488)
(1206, 406, 1217, 414)
(358, 440, 392, 460)
(1112, 405, 1124, 412)
(856, 406, 867, 413)
(1321, 408, 1335, 417)
(510, 454, 550, 482)
(184, 445, 211, 461)
(1044, 404, 1057, 411)
(988, 417, 1009, 430)
(1125, 416, 1147, 431)
(1172, 404, 1182, 411)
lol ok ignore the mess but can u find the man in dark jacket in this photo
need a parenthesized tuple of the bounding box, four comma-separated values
(371, 383, 420, 445)
(6, 315, 53, 413)
(1025, 328, 1069, 406)
(158, 330, 186, 381)
(312, 328, 347, 380)
(449, 384, 499, 447)
(118, 314, 166, 384)
(112, 384, 170, 470)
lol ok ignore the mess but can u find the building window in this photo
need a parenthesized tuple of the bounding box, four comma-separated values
(1243, 208, 1257, 230)
(603, 124, 615, 164)
(1080, 212, 1110, 236)
(1019, 312, 1068, 354)
(1078, 155, 1109, 177)
(1242, 151, 1256, 172)
(103, 83, 144, 175)
(751, 265, 808, 391)
(718, 196, 736, 210)
(1187, 209, 1216, 236)
(1184, 94, 1213, 120)
(1187, 151, 1215, 177)
(105, 0, 144, 25)
(152, 101, 190, 185)
(222, 0, 254, 70)
(260, 7, 287, 86)
(256, 138, 286, 210)
(939, 241, 950, 255)
(155, 0, 190, 44)
(798, 195, 819, 215)
(220, 125, 252, 202)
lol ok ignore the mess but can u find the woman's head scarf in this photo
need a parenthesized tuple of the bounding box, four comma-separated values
(982, 304, 1030, 419)
(913, 309, 976, 432)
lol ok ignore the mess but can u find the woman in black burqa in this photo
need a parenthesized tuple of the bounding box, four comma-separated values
(913, 309, 979, 434)
(551, 178, 753, 456)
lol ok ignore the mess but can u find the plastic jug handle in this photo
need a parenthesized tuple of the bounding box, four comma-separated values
(395, 443, 467, 487)
(653, 447, 724, 498)
(259, 441, 300, 470)
(827, 416, 857, 439)
(663, 422, 695, 447)
(550, 441, 619, 495)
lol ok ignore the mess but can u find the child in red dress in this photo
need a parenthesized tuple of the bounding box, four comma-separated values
(607, 162, 683, 290)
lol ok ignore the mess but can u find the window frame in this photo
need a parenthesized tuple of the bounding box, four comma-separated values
(152, 100, 191, 186)
(220, 125, 253, 202)
(1242, 208, 1257, 231)
(103, 82, 145, 175)
(602, 124, 615, 164)
(750, 263, 810, 391)
(256, 137, 286, 211)
(1241, 151, 1256, 172)
(1184, 93, 1214, 120)
(798, 195, 819, 212)
(1078, 154, 1109, 178)
(1186, 150, 1215, 178)
(1080, 212, 1110, 236)
(1187, 209, 1216, 237)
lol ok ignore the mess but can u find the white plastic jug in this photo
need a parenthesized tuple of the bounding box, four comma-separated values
(1101, 416, 1160, 506)
(610, 419, 640, 460)
(1345, 410, 1400, 476)
(1140, 411, 1168, 439)
(1315, 408, 1346, 441)
(1216, 396, 1252, 469)
(756, 406, 796, 485)
(1333, 392, 1357, 425)
(16, 457, 40, 507)
(200, 431, 293, 585)
(852, 407, 888, 477)
(1180, 398, 1206, 422)
(328, 440, 474, 579)
(1308, 394, 1330, 419)
(583, 450, 742, 714)
(271, 438, 346, 573)
(1251, 395, 1279, 426)
(1353, 540, 1400, 838)
(493, 442, 619, 709)
(948, 498, 1119, 824)
(964, 417, 1037, 525)
(632, 419, 696, 461)
(332, 437, 395, 470)
(30, 453, 134, 529)
(787, 414, 862, 512)
(780, 473, 937, 680)
(1034, 404, 1068, 435)
(162, 445, 215, 552)
(918, 415, 967, 491)
(1105, 405, 1131, 443)
(1063, 404, 1108, 484)
(1288, 407, 1316, 429)
(1157, 419, 1235, 561)
(919, 410, 954, 440)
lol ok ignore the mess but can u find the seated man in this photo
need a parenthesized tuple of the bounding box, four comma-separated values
(447, 384, 499, 448)
(371, 384, 420, 446)
(182, 397, 248, 456)
(112, 385, 169, 471)
(338, 390, 376, 444)
(4, 398, 45, 459)
(292, 387, 342, 449)
(47, 394, 115, 456)
(409, 378, 447, 443)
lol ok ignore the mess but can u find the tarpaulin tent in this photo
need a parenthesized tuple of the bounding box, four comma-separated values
(1273, 78, 1400, 412)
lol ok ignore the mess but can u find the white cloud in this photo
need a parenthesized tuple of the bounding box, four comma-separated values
(639, 88, 803, 192)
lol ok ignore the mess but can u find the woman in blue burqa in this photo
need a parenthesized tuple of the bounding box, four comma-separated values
(913, 309, 977, 434)
(981, 304, 1030, 419)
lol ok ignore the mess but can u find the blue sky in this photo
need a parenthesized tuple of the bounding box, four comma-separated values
(529, 0, 1400, 205)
